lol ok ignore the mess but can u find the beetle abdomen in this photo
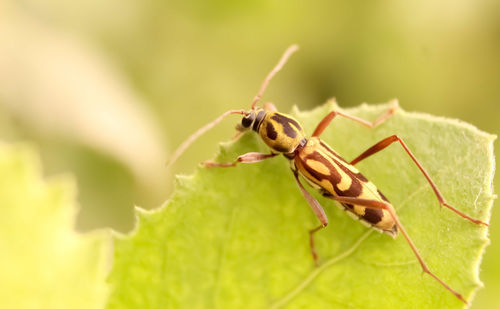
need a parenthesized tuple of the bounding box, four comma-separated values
(295, 137, 397, 236)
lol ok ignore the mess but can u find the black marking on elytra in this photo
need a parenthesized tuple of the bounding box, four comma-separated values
(299, 149, 393, 230)
(271, 113, 301, 138)
(329, 158, 363, 197)
(320, 188, 333, 197)
(266, 123, 278, 140)
(343, 203, 354, 209)
(253, 110, 266, 132)
(319, 141, 370, 184)
(301, 151, 363, 198)
(362, 208, 383, 224)
(320, 141, 348, 163)
(355, 172, 368, 183)
(301, 155, 328, 182)
(378, 189, 390, 202)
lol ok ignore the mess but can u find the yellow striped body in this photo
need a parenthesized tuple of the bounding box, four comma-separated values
(258, 111, 305, 153)
(293, 137, 397, 236)
(242, 108, 397, 235)
(243, 109, 306, 154)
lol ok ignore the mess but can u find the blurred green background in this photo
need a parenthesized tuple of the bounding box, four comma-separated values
(0, 0, 498, 307)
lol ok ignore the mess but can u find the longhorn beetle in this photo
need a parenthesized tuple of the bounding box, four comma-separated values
(167, 45, 488, 304)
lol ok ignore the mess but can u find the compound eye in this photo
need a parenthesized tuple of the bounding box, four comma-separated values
(241, 115, 254, 128)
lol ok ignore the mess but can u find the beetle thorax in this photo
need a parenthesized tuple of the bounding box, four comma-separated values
(240, 109, 306, 153)
(258, 111, 306, 153)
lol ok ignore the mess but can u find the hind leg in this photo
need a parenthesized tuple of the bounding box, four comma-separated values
(331, 195, 467, 304)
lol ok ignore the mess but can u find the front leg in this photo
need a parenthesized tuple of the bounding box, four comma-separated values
(202, 152, 277, 168)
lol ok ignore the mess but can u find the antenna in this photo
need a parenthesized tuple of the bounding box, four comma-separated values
(166, 45, 299, 169)
(251, 44, 299, 109)
(166, 109, 246, 169)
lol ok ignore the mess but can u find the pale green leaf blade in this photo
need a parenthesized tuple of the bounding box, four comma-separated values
(0, 143, 110, 309)
(108, 103, 495, 308)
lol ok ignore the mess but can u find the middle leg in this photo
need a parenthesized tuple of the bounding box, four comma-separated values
(312, 100, 399, 137)
(292, 170, 328, 266)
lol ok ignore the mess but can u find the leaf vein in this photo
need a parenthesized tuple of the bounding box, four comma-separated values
(213, 201, 239, 307)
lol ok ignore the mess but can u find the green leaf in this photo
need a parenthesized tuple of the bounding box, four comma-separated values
(107, 102, 495, 308)
(0, 143, 110, 309)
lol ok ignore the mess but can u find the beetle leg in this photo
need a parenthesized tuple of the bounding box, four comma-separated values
(312, 100, 399, 137)
(263, 102, 278, 112)
(349, 135, 488, 226)
(331, 195, 467, 305)
(292, 170, 329, 266)
(202, 152, 277, 168)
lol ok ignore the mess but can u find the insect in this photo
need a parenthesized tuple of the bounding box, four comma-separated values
(167, 45, 488, 304)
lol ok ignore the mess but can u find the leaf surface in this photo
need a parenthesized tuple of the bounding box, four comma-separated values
(0, 143, 110, 309)
(108, 102, 495, 308)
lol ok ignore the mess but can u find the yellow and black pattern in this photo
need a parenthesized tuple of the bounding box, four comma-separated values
(294, 137, 397, 235)
(257, 111, 306, 153)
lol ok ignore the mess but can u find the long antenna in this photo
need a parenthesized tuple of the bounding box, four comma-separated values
(167, 45, 299, 169)
(251, 44, 299, 109)
(166, 109, 246, 169)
